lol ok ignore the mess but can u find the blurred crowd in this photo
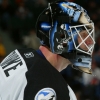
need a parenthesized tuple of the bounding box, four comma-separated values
(0, 0, 100, 100)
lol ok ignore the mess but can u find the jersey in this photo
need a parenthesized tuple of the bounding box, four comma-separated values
(0, 48, 77, 100)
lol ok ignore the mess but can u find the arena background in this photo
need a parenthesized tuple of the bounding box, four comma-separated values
(0, 0, 100, 100)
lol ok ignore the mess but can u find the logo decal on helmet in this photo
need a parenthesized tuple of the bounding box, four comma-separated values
(41, 23, 51, 31)
(34, 88, 56, 100)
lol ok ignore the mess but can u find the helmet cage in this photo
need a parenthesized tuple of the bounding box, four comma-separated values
(69, 22, 95, 55)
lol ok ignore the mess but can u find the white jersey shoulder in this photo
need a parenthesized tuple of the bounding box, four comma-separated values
(68, 85, 77, 100)
(0, 49, 28, 100)
(0, 49, 77, 100)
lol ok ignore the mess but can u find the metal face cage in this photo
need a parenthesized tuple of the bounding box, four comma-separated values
(70, 22, 95, 55)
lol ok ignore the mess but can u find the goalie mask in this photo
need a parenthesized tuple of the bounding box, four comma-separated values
(36, 0, 95, 74)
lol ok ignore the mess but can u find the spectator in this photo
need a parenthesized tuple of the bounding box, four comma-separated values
(23, 29, 40, 50)
(0, 0, 14, 30)
(82, 55, 100, 100)
(0, 36, 6, 62)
